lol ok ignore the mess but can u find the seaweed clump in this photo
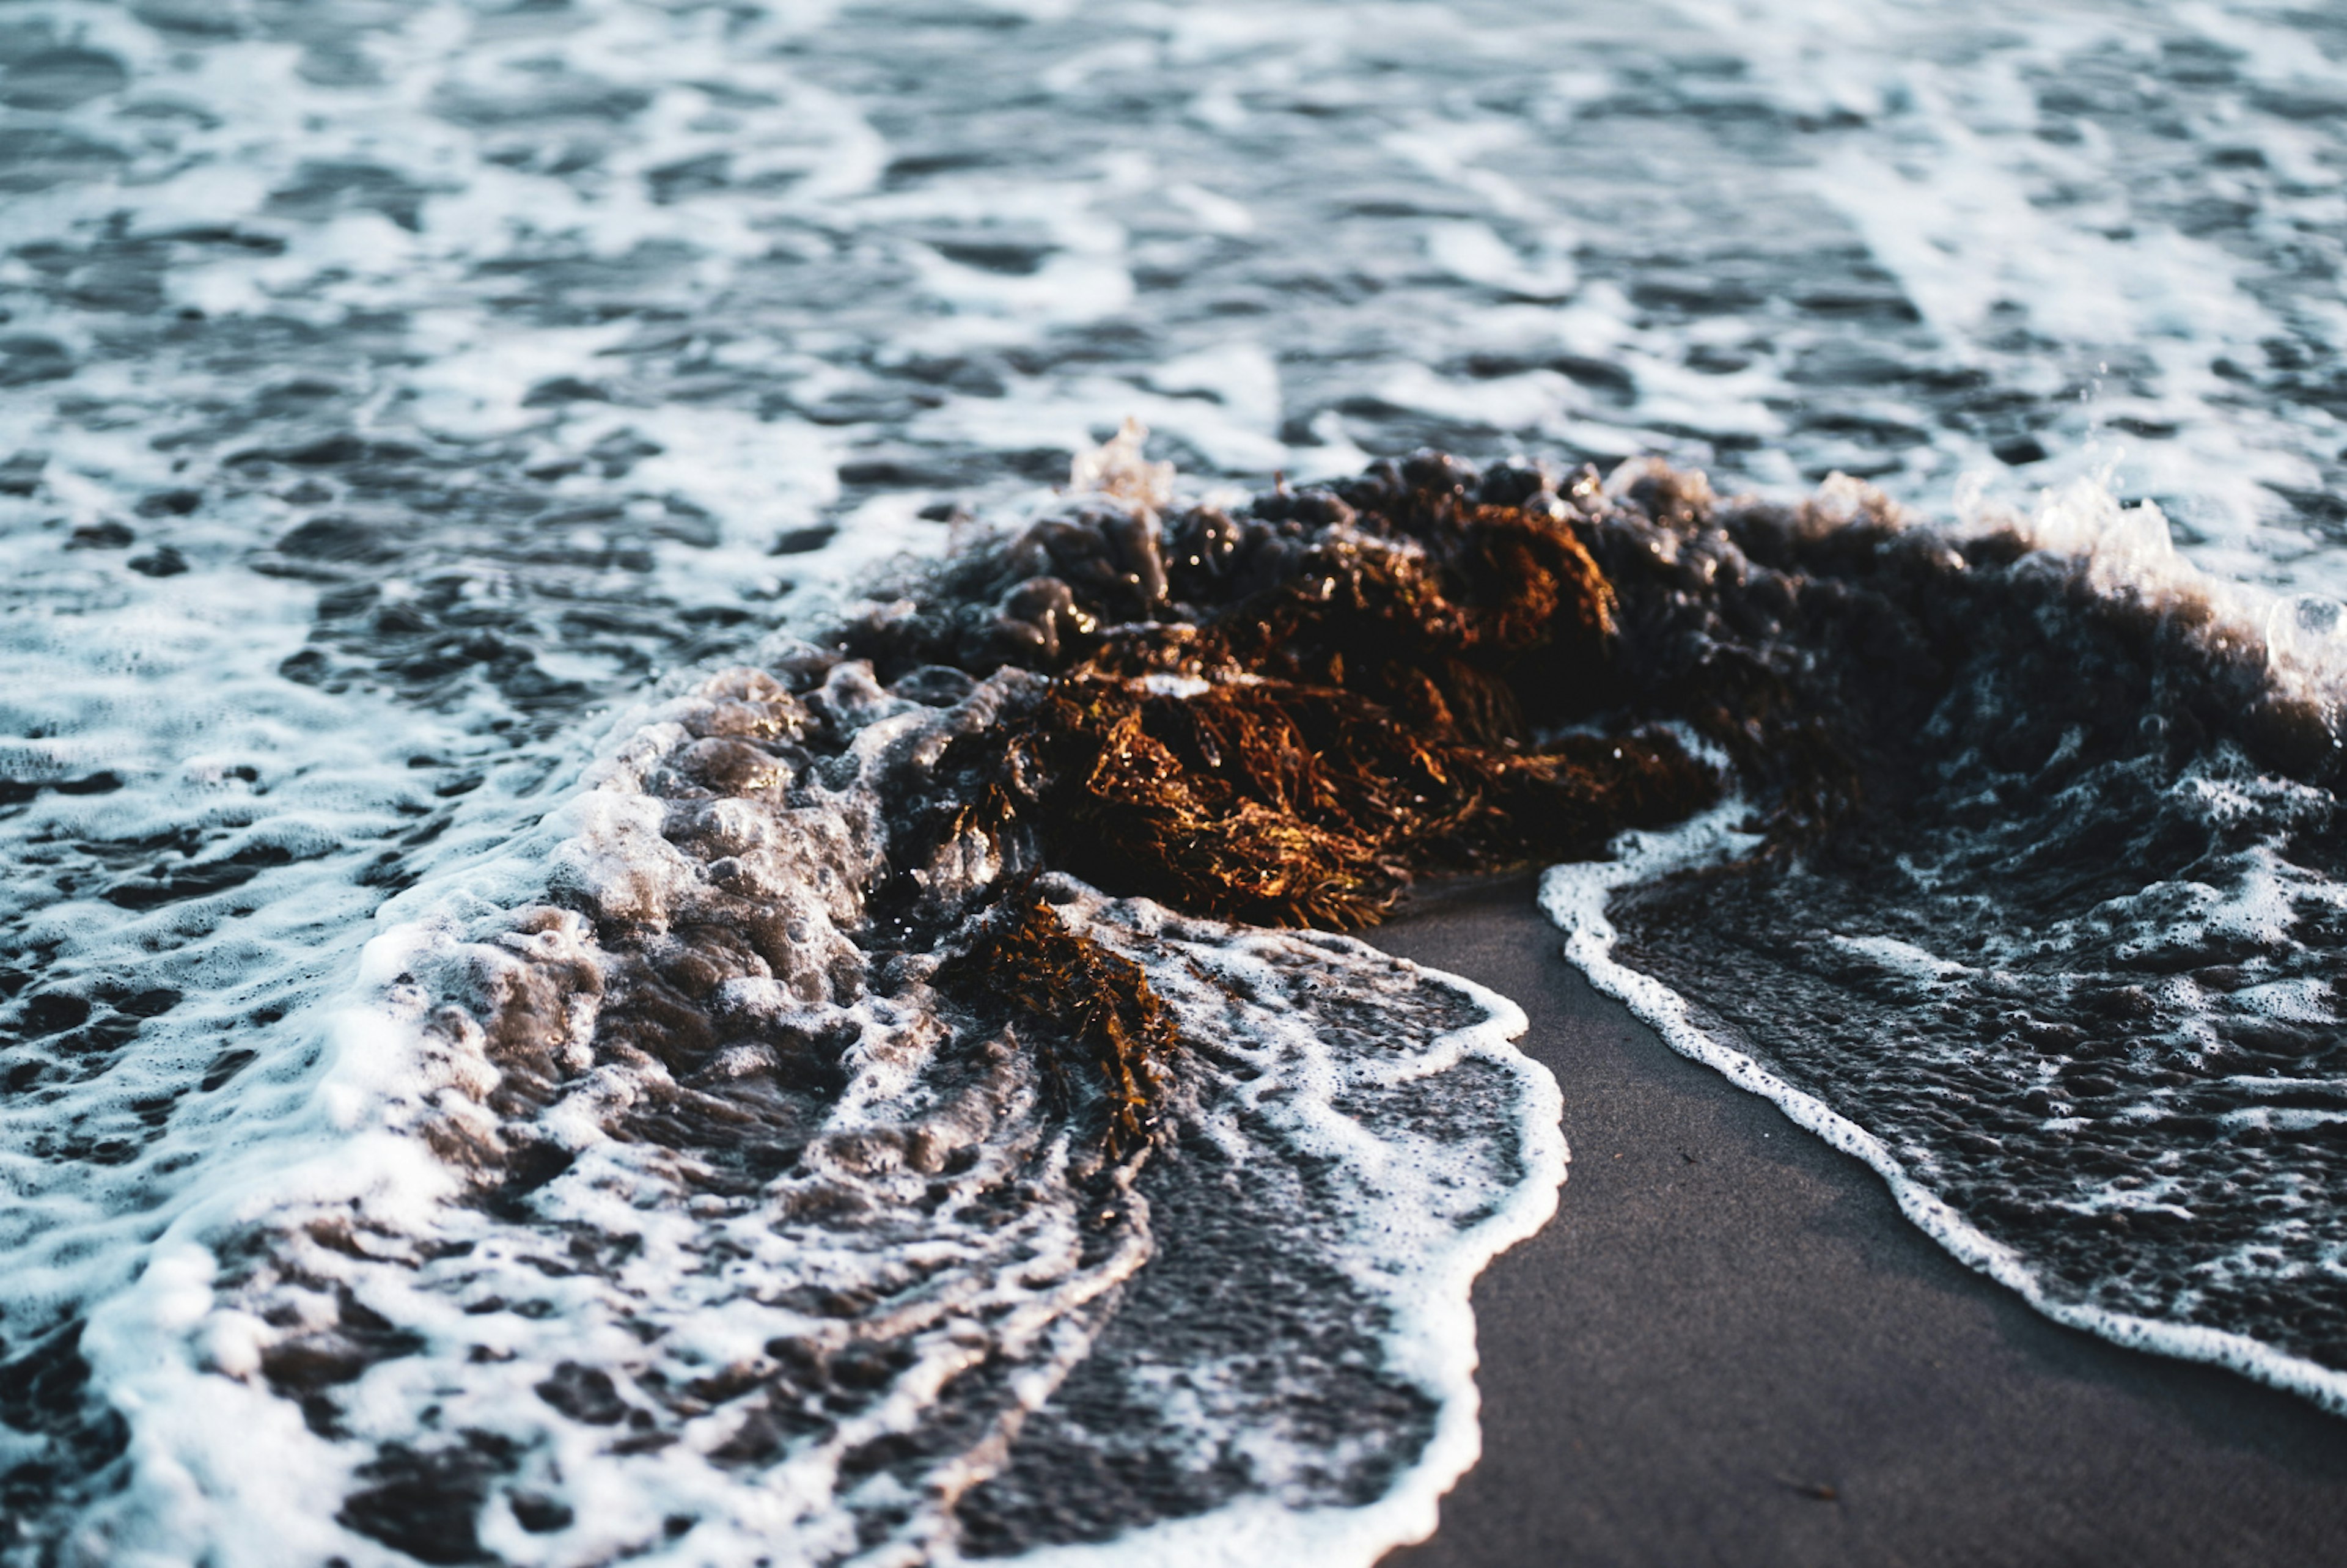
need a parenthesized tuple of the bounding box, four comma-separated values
(1020, 673, 1703, 928)
(934, 884, 1178, 1156)
(853, 449, 1724, 932)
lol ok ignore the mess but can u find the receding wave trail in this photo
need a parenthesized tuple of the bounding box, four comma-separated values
(1537, 463, 2347, 1415)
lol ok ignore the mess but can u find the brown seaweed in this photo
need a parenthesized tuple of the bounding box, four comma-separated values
(933, 885, 1178, 1156)
(1019, 673, 1710, 929)
(858, 456, 1724, 941)
(832, 455, 1735, 1132)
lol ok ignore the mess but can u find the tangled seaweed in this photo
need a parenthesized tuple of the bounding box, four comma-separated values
(933, 885, 1179, 1156)
(853, 453, 1721, 941)
(779, 451, 1732, 1144)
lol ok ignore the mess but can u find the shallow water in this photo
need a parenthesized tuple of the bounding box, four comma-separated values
(5, 0, 2347, 1561)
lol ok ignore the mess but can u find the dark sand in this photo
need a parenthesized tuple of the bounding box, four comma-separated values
(1367, 876, 2347, 1568)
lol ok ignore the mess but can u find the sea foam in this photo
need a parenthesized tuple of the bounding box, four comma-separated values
(50, 649, 1563, 1566)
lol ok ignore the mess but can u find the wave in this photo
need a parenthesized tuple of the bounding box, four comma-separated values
(13, 433, 2347, 1563)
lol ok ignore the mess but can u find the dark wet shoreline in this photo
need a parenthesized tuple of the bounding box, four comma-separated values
(1369, 875, 2347, 1568)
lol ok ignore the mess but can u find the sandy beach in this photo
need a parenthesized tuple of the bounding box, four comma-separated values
(1369, 876, 2347, 1568)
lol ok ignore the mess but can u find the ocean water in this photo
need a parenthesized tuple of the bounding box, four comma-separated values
(3, 0, 2346, 1561)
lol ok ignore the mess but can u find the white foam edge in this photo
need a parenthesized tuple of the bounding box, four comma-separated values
(1538, 800, 2347, 1418)
(1808, 466, 2347, 716)
(996, 959, 1565, 1568)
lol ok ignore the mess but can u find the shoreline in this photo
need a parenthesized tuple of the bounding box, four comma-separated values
(1365, 875, 2347, 1567)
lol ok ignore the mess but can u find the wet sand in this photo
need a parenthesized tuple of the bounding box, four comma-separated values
(1367, 876, 2347, 1568)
